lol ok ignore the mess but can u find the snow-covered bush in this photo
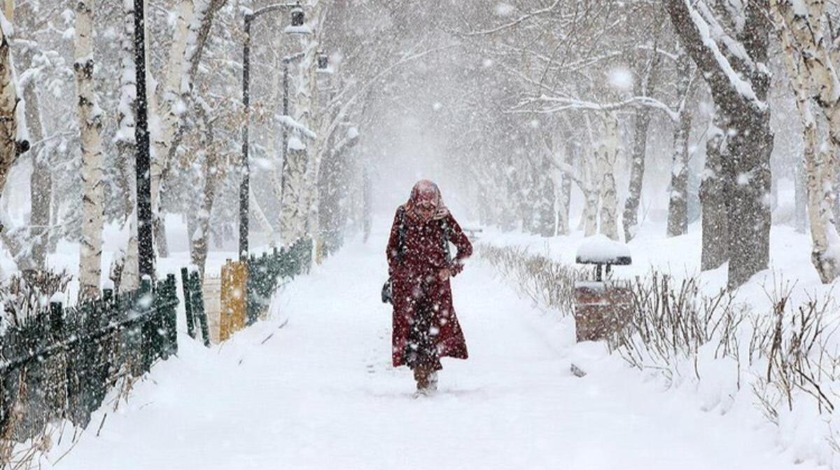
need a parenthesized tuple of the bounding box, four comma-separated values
(0, 269, 71, 327)
(477, 244, 584, 315)
(478, 243, 840, 461)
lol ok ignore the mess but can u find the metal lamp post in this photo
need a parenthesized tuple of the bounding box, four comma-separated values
(134, 0, 154, 279)
(240, 2, 306, 261)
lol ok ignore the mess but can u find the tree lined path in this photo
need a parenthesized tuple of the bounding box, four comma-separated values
(45, 230, 820, 470)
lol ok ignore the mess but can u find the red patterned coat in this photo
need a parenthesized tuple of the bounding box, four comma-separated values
(386, 206, 473, 367)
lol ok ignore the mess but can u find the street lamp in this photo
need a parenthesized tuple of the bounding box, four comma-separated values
(240, 2, 309, 261)
(134, 0, 154, 279)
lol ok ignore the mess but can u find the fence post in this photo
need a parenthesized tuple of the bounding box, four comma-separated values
(49, 296, 64, 334)
(139, 277, 154, 371)
(47, 296, 66, 422)
(181, 267, 196, 339)
(220, 260, 247, 340)
(163, 274, 178, 358)
(85, 299, 107, 419)
(246, 257, 258, 326)
(189, 271, 211, 347)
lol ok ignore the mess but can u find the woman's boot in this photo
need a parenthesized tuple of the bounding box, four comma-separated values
(413, 365, 430, 392)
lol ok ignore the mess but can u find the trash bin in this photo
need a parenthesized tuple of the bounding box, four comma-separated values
(573, 236, 633, 342)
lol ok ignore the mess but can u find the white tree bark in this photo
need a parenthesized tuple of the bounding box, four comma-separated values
(773, 0, 840, 283)
(574, 114, 598, 236)
(118, 0, 139, 293)
(0, 10, 19, 200)
(281, 0, 324, 246)
(299, 3, 326, 247)
(148, 0, 193, 258)
(280, 142, 308, 244)
(667, 47, 695, 238)
(598, 113, 620, 241)
(580, 148, 599, 237)
(75, 0, 105, 300)
(151, 0, 191, 206)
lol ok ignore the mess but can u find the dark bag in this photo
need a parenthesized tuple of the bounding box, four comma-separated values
(381, 278, 393, 304)
(383, 208, 407, 305)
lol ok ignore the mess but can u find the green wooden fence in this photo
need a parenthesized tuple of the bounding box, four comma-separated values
(0, 237, 316, 443)
(245, 238, 312, 325)
(0, 275, 178, 440)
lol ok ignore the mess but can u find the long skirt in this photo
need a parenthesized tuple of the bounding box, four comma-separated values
(403, 296, 442, 372)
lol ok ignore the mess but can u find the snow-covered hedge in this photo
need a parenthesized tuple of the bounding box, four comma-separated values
(478, 243, 840, 466)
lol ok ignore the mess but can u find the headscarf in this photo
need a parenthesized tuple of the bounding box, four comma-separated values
(405, 179, 450, 221)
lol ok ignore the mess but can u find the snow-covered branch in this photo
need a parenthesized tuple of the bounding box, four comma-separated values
(515, 95, 679, 121)
(459, 0, 563, 37)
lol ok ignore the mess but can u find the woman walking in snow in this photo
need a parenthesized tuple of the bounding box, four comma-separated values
(386, 180, 473, 395)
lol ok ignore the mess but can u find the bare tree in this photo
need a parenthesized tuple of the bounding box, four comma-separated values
(666, 46, 697, 238)
(666, 0, 774, 289)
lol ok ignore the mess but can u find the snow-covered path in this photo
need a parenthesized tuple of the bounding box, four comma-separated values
(45, 233, 822, 469)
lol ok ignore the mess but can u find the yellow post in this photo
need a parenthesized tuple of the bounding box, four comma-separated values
(220, 260, 248, 341)
(315, 238, 325, 265)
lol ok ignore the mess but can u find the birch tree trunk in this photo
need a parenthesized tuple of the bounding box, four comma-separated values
(580, 147, 599, 237)
(281, 2, 324, 246)
(623, 107, 650, 242)
(534, 155, 555, 237)
(0, 11, 19, 200)
(773, 0, 840, 282)
(149, 0, 224, 258)
(118, 0, 139, 293)
(555, 136, 574, 236)
(577, 115, 599, 236)
(667, 48, 695, 238)
(362, 167, 371, 243)
(623, 48, 660, 242)
(190, 106, 222, 277)
(301, 4, 327, 252)
(149, 0, 193, 259)
(75, 0, 105, 300)
(599, 114, 620, 241)
(793, 156, 806, 233)
(20, 51, 49, 270)
(280, 142, 308, 244)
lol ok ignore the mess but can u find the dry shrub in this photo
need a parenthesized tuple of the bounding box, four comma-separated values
(478, 243, 840, 433)
(0, 269, 72, 327)
(750, 282, 839, 426)
(611, 271, 746, 383)
(478, 244, 584, 316)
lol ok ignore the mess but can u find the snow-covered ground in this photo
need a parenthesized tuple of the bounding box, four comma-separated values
(38, 220, 828, 469)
